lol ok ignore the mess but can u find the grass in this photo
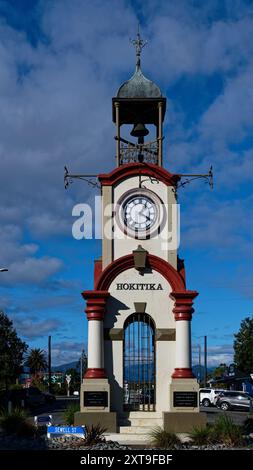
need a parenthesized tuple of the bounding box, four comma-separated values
(63, 402, 80, 425)
(211, 414, 244, 447)
(0, 407, 28, 435)
(84, 424, 107, 446)
(149, 426, 181, 449)
(189, 425, 212, 445)
(242, 417, 253, 435)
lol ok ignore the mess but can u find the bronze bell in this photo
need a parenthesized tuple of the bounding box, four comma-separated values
(130, 123, 149, 138)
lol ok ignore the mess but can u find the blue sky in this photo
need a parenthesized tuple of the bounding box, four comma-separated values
(0, 0, 253, 367)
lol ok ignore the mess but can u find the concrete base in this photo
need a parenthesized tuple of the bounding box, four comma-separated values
(74, 412, 117, 433)
(170, 378, 199, 412)
(80, 378, 110, 412)
(163, 411, 206, 433)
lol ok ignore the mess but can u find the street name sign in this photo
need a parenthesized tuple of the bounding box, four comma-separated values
(47, 425, 86, 439)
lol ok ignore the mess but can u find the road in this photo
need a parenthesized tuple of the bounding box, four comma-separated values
(200, 405, 252, 426)
(29, 396, 79, 425)
(31, 399, 252, 427)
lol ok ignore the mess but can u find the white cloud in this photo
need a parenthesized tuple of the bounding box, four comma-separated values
(52, 340, 86, 366)
(13, 316, 62, 339)
(8, 256, 62, 284)
(192, 343, 234, 367)
(0, 224, 62, 285)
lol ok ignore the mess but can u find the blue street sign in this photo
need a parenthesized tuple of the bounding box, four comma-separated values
(47, 425, 86, 438)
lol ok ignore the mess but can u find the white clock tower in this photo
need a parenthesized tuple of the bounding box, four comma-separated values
(75, 32, 206, 434)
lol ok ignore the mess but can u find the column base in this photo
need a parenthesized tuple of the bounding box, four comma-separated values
(172, 367, 195, 378)
(80, 378, 110, 413)
(84, 368, 107, 379)
(170, 378, 199, 412)
(163, 411, 206, 433)
(74, 411, 117, 432)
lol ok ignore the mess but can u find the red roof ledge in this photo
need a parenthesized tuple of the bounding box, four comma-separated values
(98, 163, 180, 187)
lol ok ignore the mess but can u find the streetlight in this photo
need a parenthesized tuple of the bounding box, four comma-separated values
(204, 335, 207, 387)
(198, 343, 202, 384)
(194, 335, 208, 387)
(80, 349, 84, 384)
(0, 268, 8, 272)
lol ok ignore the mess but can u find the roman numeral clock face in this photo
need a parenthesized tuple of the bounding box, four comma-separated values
(117, 189, 164, 239)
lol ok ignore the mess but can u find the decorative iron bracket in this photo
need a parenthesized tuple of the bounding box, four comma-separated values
(177, 166, 213, 190)
(64, 166, 100, 189)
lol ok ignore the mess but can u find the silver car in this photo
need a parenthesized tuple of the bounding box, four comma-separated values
(216, 391, 253, 411)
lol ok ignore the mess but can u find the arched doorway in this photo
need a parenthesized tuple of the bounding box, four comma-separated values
(123, 313, 156, 411)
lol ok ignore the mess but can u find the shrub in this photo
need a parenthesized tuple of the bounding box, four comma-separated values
(149, 426, 181, 449)
(84, 424, 107, 446)
(189, 425, 212, 446)
(242, 417, 253, 435)
(30, 377, 47, 392)
(9, 384, 24, 391)
(63, 402, 80, 425)
(15, 420, 37, 438)
(211, 414, 244, 447)
(0, 407, 27, 435)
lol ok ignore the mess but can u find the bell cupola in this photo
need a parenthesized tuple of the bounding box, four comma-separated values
(112, 29, 166, 167)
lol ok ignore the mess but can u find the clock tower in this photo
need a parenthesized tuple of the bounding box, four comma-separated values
(75, 32, 206, 434)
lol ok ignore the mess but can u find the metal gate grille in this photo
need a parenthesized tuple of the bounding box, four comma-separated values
(123, 313, 155, 411)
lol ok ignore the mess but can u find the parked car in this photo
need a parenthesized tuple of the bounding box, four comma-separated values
(216, 390, 253, 411)
(42, 391, 56, 403)
(199, 388, 225, 407)
(2, 387, 46, 409)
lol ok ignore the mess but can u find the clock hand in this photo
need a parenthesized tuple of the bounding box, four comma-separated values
(139, 207, 150, 221)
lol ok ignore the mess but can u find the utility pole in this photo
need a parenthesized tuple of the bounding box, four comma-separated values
(80, 349, 84, 385)
(204, 335, 207, 387)
(48, 336, 52, 393)
(198, 344, 202, 384)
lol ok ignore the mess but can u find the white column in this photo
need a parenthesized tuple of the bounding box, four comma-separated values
(87, 320, 103, 369)
(175, 320, 191, 369)
(171, 291, 197, 379)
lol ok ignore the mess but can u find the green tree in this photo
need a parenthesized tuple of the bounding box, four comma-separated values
(212, 363, 228, 379)
(26, 348, 47, 377)
(0, 311, 28, 390)
(234, 317, 253, 374)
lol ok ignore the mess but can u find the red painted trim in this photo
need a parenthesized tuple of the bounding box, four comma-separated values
(95, 253, 186, 292)
(99, 163, 180, 187)
(170, 291, 198, 321)
(94, 259, 102, 288)
(84, 368, 107, 379)
(172, 368, 195, 379)
(82, 291, 110, 321)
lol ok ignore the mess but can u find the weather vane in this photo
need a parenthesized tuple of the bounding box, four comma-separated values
(130, 24, 147, 67)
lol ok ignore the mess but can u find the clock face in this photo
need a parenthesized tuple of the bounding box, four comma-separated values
(117, 189, 164, 239)
(123, 195, 157, 232)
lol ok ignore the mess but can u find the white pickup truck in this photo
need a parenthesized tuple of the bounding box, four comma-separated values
(199, 388, 225, 407)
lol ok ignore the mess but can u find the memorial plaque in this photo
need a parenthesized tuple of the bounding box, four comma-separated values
(173, 391, 198, 407)
(83, 391, 108, 407)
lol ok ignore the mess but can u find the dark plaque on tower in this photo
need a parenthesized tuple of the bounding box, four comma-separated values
(83, 391, 108, 407)
(173, 391, 198, 407)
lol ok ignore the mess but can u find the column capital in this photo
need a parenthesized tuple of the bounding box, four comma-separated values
(170, 290, 198, 321)
(82, 290, 110, 321)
